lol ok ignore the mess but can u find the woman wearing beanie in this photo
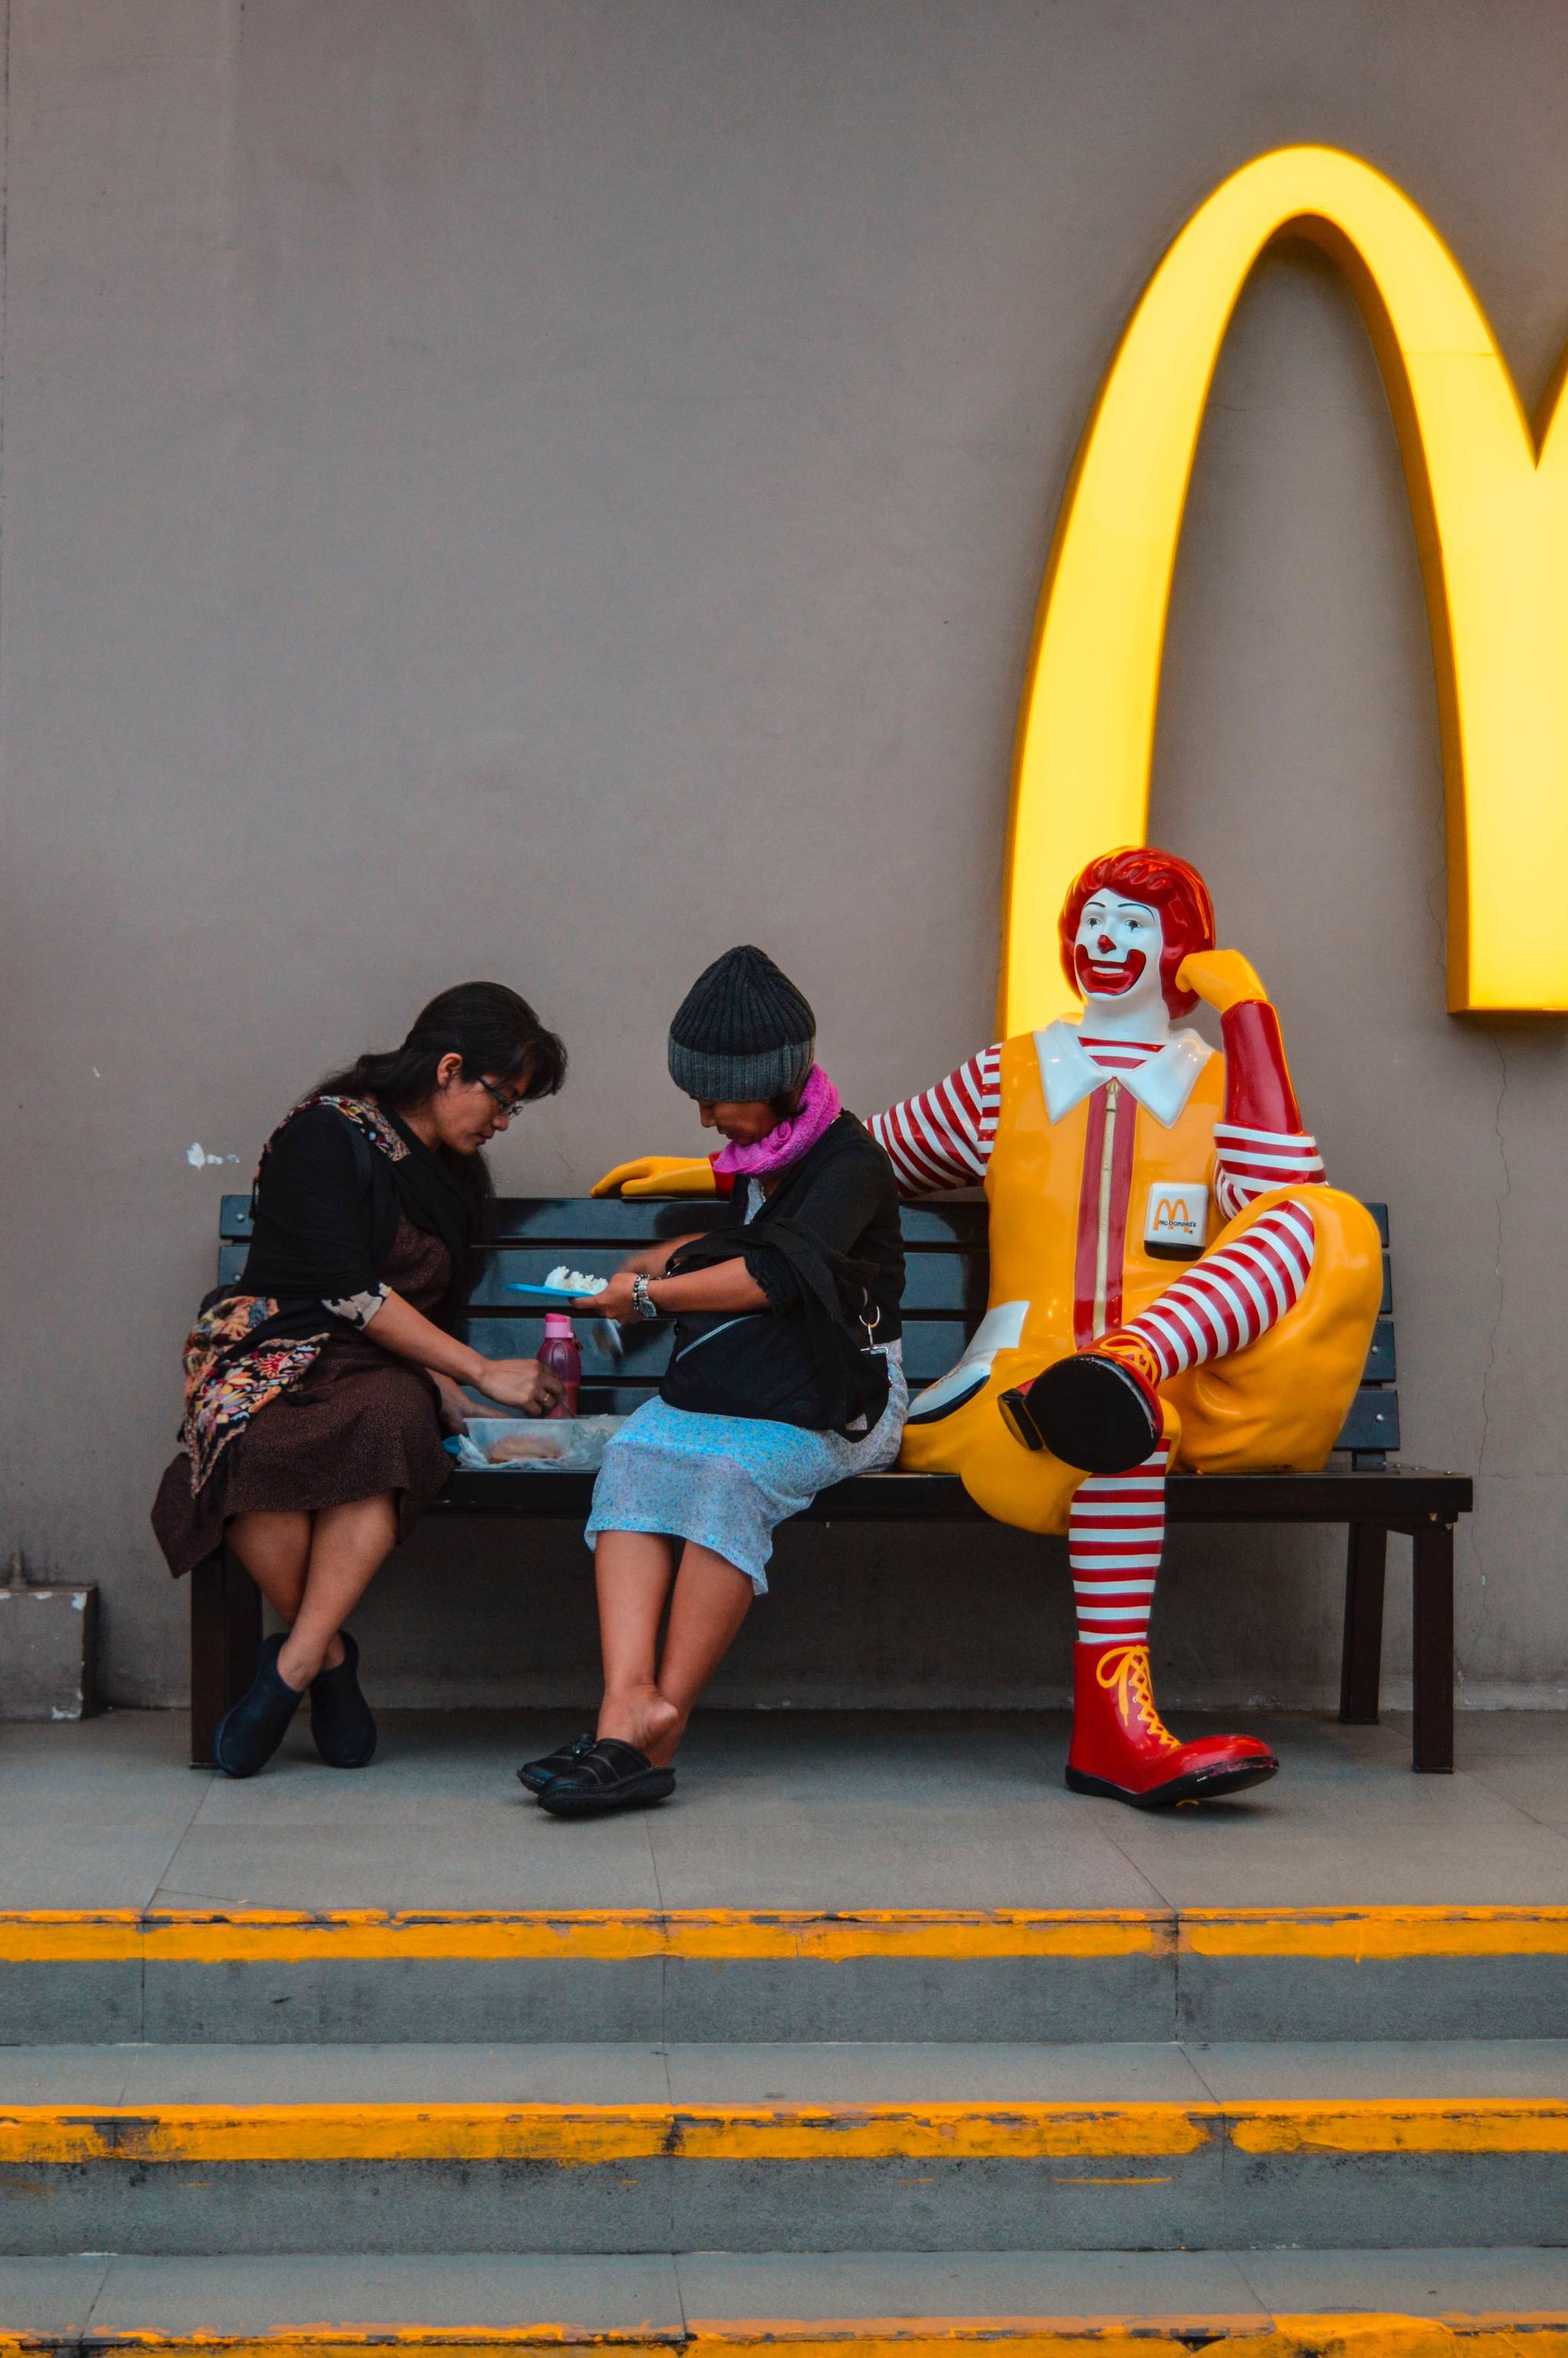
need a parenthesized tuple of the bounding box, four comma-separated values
(152, 982, 568, 1778)
(521, 947, 906, 1817)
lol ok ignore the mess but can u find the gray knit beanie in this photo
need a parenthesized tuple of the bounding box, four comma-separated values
(668, 945, 816, 1102)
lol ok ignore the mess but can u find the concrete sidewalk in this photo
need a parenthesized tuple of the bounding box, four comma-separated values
(3, 1705, 1566, 1911)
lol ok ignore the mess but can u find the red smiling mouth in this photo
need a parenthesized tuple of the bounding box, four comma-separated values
(1076, 946, 1147, 997)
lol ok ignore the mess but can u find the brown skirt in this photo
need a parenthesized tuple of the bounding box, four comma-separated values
(152, 1331, 452, 1581)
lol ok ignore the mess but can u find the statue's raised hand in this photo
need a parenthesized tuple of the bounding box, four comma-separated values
(1174, 949, 1269, 1014)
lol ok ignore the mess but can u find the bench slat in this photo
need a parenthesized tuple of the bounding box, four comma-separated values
(217, 1192, 991, 1249)
(209, 1275, 1396, 1398)
(466, 1247, 988, 1316)
(429, 1460, 1468, 1524)
(460, 1315, 977, 1385)
(1335, 1385, 1400, 1453)
(460, 1371, 1398, 1455)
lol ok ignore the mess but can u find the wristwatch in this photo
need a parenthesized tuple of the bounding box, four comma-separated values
(631, 1272, 662, 1321)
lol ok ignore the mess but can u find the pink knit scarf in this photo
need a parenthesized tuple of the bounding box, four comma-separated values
(711, 1064, 841, 1181)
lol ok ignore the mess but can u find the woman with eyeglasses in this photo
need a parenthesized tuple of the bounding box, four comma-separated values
(152, 981, 567, 1778)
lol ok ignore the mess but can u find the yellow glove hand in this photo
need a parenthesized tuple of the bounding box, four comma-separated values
(1174, 948, 1269, 1014)
(590, 1155, 718, 1200)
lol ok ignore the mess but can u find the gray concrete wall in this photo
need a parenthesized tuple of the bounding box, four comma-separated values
(3, 0, 1566, 1710)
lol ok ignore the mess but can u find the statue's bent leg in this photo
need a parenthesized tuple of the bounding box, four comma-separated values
(1159, 1187, 1384, 1473)
(1003, 1189, 1381, 1477)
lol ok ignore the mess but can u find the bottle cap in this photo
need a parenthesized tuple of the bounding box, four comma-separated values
(543, 1311, 575, 1339)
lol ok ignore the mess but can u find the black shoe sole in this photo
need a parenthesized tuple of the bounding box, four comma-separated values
(998, 1386, 1045, 1450)
(1066, 1756, 1279, 1808)
(537, 1769, 677, 1817)
(314, 1733, 378, 1769)
(1010, 1354, 1161, 1475)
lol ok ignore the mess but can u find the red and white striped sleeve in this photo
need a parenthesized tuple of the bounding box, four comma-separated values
(1213, 1122, 1327, 1221)
(869, 1047, 1002, 1195)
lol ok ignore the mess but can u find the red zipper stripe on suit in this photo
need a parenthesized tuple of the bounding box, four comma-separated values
(1073, 1086, 1109, 1348)
(1102, 1077, 1135, 1332)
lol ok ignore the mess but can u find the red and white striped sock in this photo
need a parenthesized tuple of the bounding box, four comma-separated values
(1125, 1199, 1317, 1382)
(1070, 1440, 1170, 1644)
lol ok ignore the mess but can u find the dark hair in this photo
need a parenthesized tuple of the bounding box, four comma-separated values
(317, 981, 567, 1207)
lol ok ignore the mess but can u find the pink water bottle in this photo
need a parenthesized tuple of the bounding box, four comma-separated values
(538, 1311, 580, 1419)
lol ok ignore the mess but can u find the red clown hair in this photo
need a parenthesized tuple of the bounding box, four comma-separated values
(1058, 846, 1217, 1019)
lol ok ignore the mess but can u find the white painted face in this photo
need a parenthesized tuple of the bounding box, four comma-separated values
(1073, 893, 1171, 1039)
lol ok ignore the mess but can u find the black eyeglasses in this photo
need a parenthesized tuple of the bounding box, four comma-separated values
(473, 1076, 525, 1119)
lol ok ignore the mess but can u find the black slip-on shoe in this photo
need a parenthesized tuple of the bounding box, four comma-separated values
(213, 1634, 304, 1779)
(517, 1733, 596, 1795)
(309, 1630, 378, 1768)
(536, 1737, 677, 1818)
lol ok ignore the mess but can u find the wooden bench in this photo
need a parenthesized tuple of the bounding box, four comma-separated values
(192, 1194, 1472, 1772)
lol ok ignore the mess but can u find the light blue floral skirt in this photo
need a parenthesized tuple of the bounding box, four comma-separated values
(585, 1346, 907, 1594)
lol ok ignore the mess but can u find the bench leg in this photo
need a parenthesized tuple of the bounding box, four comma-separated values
(189, 1545, 262, 1768)
(1411, 1517, 1455, 1774)
(1338, 1522, 1387, 1726)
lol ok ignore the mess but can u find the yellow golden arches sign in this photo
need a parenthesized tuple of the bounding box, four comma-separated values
(998, 142, 1568, 1031)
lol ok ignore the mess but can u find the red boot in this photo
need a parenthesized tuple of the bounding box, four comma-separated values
(1000, 1331, 1165, 1474)
(1065, 1640, 1278, 1807)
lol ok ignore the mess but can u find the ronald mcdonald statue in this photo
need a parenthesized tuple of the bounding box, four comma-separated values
(596, 848, 1383, 1810)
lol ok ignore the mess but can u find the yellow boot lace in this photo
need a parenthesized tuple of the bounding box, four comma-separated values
(1096, 1643, 1180, 1751)
(1096, 1330, 1165, 1393)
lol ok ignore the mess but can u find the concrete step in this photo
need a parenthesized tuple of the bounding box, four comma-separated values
(5, 1904, 1566, 2044)
(2, 2040, 1566, 2255)
(3, 2247, 1568, 2350)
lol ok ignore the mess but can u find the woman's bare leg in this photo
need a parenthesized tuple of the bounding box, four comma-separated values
(645, 1542, 755, 1765)
(593, 1530, 681, 1756)
(226, 1512, 351, 1672)
(276, 1494, 397, 1690)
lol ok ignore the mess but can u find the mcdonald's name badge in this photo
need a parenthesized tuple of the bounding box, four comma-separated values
(1145, 1183, 1208, 1260)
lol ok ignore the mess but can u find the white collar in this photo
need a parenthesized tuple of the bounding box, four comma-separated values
(1033, 1020, 1214, 1130)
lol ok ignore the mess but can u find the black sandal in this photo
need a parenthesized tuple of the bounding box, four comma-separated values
(536, 1737, 676, 1817)
(516, 1733, 597, 1795)
(213, 1634, 303, 1779)
(309, 1630, 377, 1768)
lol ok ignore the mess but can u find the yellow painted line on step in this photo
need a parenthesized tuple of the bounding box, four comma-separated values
(2, 2318, 1566, 2358)
(0, 1909, 1168, 1964)
(671, 2102, 1211, 2160)
(5, 1902, 1568, 1968)
(0, 2100, 1209, 2165)
(5, 2097, 1566, 2167)
(1181, 1906, 1568, 1961)
(0, 1909, 155, 1963)
(1229, 2098, 1568, 2154)
(0, 2103, 671, 2166)
(685, 2324, 1568, 2358)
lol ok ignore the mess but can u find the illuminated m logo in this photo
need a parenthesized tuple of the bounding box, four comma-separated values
(999, 144, 1568, 1028)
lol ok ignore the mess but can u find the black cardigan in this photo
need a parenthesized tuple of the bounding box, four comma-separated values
(660, 1112, 905, 1434)
(233, 1100, 478, 1337)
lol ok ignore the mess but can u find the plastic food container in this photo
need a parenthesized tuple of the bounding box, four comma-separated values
(449, 1416, 626, 1472)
